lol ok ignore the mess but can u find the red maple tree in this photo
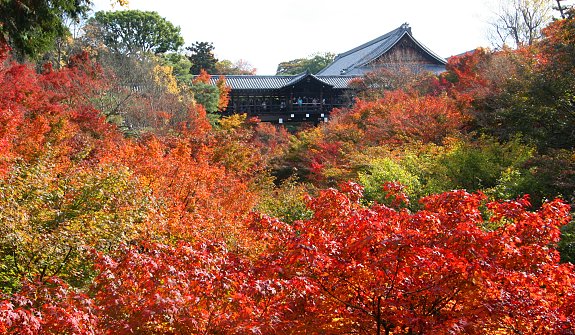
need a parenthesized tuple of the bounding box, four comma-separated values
(250, 182, 575, 334)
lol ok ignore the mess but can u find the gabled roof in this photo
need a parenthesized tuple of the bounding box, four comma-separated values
(284, 71, 314, 87)
(317, 23, 447, 76)
(208, 72, 359, 90)
(208, 75, 294, 90)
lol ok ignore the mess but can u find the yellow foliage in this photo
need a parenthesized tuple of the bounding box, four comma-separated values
(218, 114, 247, 131)
(153, 64, 180, 95)
(0, 157, 149, 290)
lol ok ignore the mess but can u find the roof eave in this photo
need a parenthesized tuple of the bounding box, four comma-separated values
(280, 72, 335, 89)
(359, 31, 447, 69)
(353, 30, 410, 69)
(333, 27, 403, 60)
(409, 36, 447, 65)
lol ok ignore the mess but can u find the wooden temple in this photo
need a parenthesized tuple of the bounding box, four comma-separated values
(209, 23, 446, 123)
(211, 72, 357, 123)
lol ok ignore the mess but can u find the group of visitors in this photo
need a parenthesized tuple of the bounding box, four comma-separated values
(229, 95, 342, 114)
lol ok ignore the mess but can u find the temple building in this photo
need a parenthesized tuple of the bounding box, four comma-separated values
(210, 23, 446, 123)
(212, 72, 357, 123)
(318, 23, 447, 76)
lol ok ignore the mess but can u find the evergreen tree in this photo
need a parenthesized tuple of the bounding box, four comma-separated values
(187, 41, 218, 75)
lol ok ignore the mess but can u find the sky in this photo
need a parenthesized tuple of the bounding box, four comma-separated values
(90, 0, 565, 75)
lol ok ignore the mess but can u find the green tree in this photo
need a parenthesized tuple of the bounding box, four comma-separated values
(275, 58, 307, 75)
(358, 157, 422, 205)
(432, 136, 535, 195)
(159, 52, 193, 84)
(187, 41, 218, 74)
(37, 14, 88, 70)
(191, 82, 219, 113)
(0, 0, 94, 60)
(255, 177, 313, 224)
(275, 52, 335, 75)
(89, 10, 184, 55)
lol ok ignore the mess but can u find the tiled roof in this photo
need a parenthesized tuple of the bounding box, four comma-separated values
(316, 75, 359, 89)
(202, 24, 446, 90)
(208, 73, 359, 90)
(209, 75, 293, 90)
(284, 71, 316, 87)
(317, 23, 447, 76)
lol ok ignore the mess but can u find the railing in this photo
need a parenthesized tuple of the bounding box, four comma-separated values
(226, 102, 347, 115)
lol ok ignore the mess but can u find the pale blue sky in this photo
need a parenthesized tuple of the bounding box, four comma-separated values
(92, 0, 569, 74)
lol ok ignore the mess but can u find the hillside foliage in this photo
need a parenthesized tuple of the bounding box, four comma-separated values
(1, 6, 575, 335)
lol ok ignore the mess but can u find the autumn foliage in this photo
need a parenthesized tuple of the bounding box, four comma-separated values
(2, 11, 575, 335)
(342, 91, 465, 145)
(285, 89, 467, 185)
(247, 183, 573, 334)
(2, 181, 574, 334)
(0, 50, 118, 175)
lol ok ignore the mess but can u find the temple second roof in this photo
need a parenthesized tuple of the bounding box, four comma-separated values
(317, 23, 447, 76)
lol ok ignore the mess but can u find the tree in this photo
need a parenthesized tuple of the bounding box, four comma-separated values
(159, 52, 193, 83)
(275, 58, 308, 75)
(349, 66, 446, 101)
(35, 12, 90, 70)
(89, 10, 184, 56)
(0, 0, 88, 60)
(215, 59, 257, 75)
(554, 0, 573, 18)
(187, 41, 218, 75)
(462, 12, 575, 152)
(78, 20, 196, 135)
(0, 278, 98, 334)
(276, 52, 336, 75)
(2, 184, 574, 334)
(89, 242, 249, 334)
(358, 157, 422, 205)
(215, 76, 231, 111)
(190, 70, 219, 113)
(0, 161, 149, 291)
(0, 0, 129, 60)
(253, 182, 575, 334)
(341, 91, 465, 145)
(0, 49, 152, 291)
(0, 49, 122, 175)
(488, 0, 552, 48)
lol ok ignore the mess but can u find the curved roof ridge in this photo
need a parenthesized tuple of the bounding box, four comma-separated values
(281, 72, 335, 89)
(348, 30, 410, 70)
(309, 73, 335, 87)
(332, 25, 405, 61)
(359, 31, 447, 68)
(284, 71, 308, 86)
(406, 36, 447, 65)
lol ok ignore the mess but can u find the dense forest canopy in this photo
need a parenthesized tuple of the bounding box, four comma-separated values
(0, 2, 575, 334)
